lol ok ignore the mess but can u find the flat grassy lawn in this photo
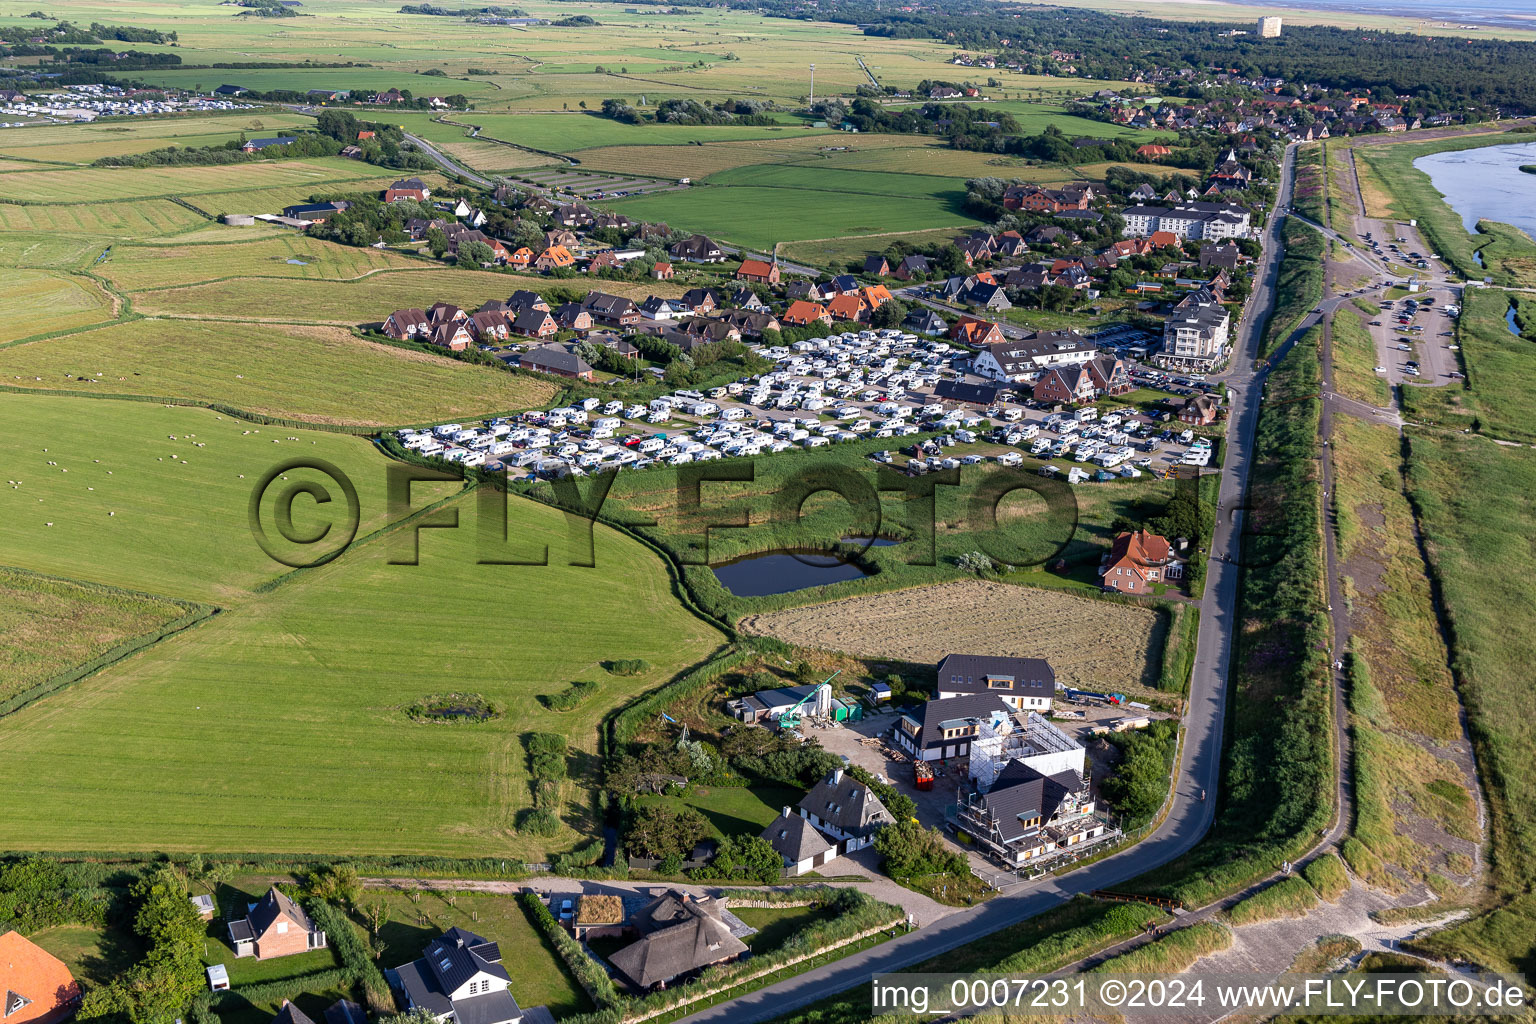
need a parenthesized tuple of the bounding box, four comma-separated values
(0, 232, 111, 269)
(732, 905, 834, 953)
(610, 181, 979, 249)
(0, 475, 724, 855)
(1403, 431, 1536, 973)
(0, 269, 114, 342)
(571, 133, 921, 180)
(1401, 288, 1534, 441)
(636, 783, 803, 840)
(1330, 307, 1391, 407)
(704, 164, 971, 201)
(0, 158, 401, 203)
(28, 923, 141, 989)
(0, 199, 209, 238)
(110, 66, 501, 99)
(0, 567, 187, 704)
(0, 318, 559, 426)
(368, 890, 589, 1017)
(97, 235, 424, 292)
(128, 267, 683, 322)
(779, 227, 969, 270)
(0, 396, 410, 600)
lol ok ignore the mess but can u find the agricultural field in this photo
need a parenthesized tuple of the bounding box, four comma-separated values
(570, 132, 928, 180)
(0, 568, 187, 705)
(609, 167, 980, 248)
(0, 473, 723, 856)
(0, 396, 409, 600)
(779, 227, 971, 270)
(0, 157, 402, 203)
(419, 111, 833, 154)
(0, 318, 559, 426)
(0, 112, 316, 164)
(739, 579, 1165, 693)
(0, 199, 209, 238)
(0, 269, 115, 343)
(129, 267, 684, 322)
(97, 234, 426, 292)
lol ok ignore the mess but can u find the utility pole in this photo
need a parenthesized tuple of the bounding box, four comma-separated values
(809, 64, 815, 107)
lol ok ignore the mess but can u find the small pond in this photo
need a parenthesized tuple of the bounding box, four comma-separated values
(1413, 142, 1536, 240)
(1509, 303, 1524, 338)
(711, 537, 897, 597)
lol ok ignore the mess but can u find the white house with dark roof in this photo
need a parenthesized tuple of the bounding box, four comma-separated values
(761, 807, 836, 875)
(935, 654, 1055, 712)
(390, 927, 522, 1024)
(795, 769, 894, 851)
(894, 693, 1015, 762)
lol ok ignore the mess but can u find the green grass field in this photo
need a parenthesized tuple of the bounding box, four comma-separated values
(1400, 288, 1535, 442)
(0, 112, 317, 164)
(97, 235, 424, 292)
(0, 269, 114, 342)
(127, 267, 681, 323)
(0, 158, 406, 203)
(399, 110, 833, 154)
(1329, 307, 1390, 407)
(0, 318, 560, 426)
(0, 396, 408, 599)
(0, 568, 187, 704)
(0, 199, 210, 238)
(0, 473, 722, 855)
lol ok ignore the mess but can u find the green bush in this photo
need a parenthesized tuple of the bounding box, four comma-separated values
(542, 680, 598, 711)
(519, 892, 621, 1008)
(604, 658, 651, 676)
(519, 808, 561, 836)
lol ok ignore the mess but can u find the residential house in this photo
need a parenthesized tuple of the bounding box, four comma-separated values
(1179, 393, 1220, 425)
(761, 808, 837, 876)
(894, 693, 1014, 762)
(715, 308, 780, 337)
(669, 234, 725, 263)
(510, 308, 558, 339)
(228, 888, 327, 960)
(446, 230, 510, 264)
(862, 254, 890, 277)
(679, 288, 720, 314)
(390, 927, 523, 1024)
(931, 380, 1001, 406)
(544, 228, 579, 249)
(0, 931, 81, 1024)
(552, 302, 594, 333)
(1086, 353, 1132, 395)
(384, 308, 431, 340)
(952, 316, 1006, 347)
(905, 308, 946, 336)
(782, 301, 831, 326)
(962, 280, 1012, 311)
(795, 769, 894, 851)
(735, 258, 780, 284)
(1160, 289, 1230, 370)
(1032, 364, 1098, 405)
(583, 292, 640, 328)
(321, 1001, 366, 1024)
(213, 84, 248, 96)
(608, 892, 747, 991)
(507, 247, 535, 269)
(428, 302, 466, 326)
(1198, 242, 1241, 271)
(726, 286, 767, 312)
(468, 310, 512, 343)
(240, 136, 297, 153)
(651, 261, 675, 280)
(554, 203, 595, 228)
(535, 246, 576, 271)
(955, 761, 1106, 868)
(273, 1002, 315, 1024)
(508, 289, 549, 313)
(520, 345, 594, 380)
(639, 296, 677, 321)
(430, 320, 473, 351)
(935, 653, 1054, 712)
(571, 895, 625, 941)
(384, 177, 431, 203)
(1101, 529, 1177, 594)
(587, 251, 622, 274)
(972, 329, 1096, 380)
(893, 254, 931, 281)
(826, 293, 866, 322)
(829, 274, 859, 296)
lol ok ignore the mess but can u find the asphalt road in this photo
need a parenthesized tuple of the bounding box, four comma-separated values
(669, 143, 1305, 1024)
(402, 131, 494, 188)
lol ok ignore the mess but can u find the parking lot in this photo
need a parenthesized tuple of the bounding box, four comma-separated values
(1364, 288, 1461, 387)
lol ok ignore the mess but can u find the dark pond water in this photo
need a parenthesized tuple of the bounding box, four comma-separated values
(1509, 303, 1523, 338)
(426, 704, 493, 720)
(711, 537, 897, 597)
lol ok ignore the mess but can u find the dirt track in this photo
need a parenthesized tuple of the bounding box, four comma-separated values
(738, 580, 1163, 691)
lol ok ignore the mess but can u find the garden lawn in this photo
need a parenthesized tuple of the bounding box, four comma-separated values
(27, 923, 140, 990)
(0, 318, 559, 427)
(0, 479, 723, 856)
(366, 890, 589, 1017)
(732, 905, 835, 953)
(635, 783, 803, 840)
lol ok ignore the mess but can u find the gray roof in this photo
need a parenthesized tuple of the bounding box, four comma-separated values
(521, 345, 592, 375)
(796, 770, 894, 838)
(395, 928, 520, 1024)
(609, 894, 747, 990)
(323, 1000, 366, 1024)
(761, 811, 834, 863)
(273, 1003, 316, 1024)
(247, 887, 315, 939)
(977, 761, 1085, 843)
(426, 927, 507, 995)
(936, 654, 1055, 700)
(903, 693, 1014, 751)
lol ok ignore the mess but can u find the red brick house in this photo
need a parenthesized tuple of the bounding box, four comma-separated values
(536, 245, 575, 271)
(1033, 365, 1097, 405)
(383, 308, 430, 340)
(229, 888, 327, 960)
(736, 258, 781, 284)
(1179, 393, 1220, 425)
(507, 247, 534, 269)
(1086, 354, 1132, 395)
(1101, 530, 1176, 595)
(651, 261, 674, 280)
(468, 311, 512, 343)
(0, 932, 81, 1024)
(826, 293, 866, 322)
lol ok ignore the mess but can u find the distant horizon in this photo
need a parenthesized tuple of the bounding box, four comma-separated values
(1218, 0, 1536, 29)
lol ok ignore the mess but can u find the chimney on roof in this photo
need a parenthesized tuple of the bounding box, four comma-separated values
(783, 805, 792, 818)
(831, 769, 843, 786)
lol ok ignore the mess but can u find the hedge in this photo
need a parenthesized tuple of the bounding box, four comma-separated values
(212, 967, 352, 1010)
(609, 644, 753, 749)
(306, 901, 391, 1009)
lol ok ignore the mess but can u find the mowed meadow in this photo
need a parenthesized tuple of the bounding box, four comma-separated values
(0, 395, 723, 855)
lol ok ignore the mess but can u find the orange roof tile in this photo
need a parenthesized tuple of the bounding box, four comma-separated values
(0, 932, 80, 1024)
